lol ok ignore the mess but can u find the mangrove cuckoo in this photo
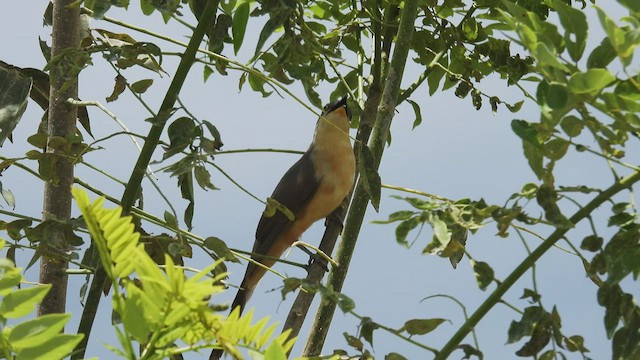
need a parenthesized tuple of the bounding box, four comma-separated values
(210, 96, 355, 359)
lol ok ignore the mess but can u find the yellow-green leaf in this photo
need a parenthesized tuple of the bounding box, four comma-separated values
(569, 69, 615, 94)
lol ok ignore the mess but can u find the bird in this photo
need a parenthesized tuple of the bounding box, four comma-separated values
(210, 96, 356, 359)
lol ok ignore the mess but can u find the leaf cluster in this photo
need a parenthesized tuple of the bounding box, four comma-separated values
(72, 188, 294, 359)
(0, 238, 84, 360)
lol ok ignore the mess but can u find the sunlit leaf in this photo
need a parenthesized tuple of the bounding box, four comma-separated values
(10, 313, 72, 351)
(400, 318, 448, 335)
(0, 285, 50, 318)
(568, 69, 616, 94)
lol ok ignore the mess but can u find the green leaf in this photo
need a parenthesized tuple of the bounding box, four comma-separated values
(540, 350, 556, 360)
(507, 306, 546, 344)
(343, 332, 363, 351)
(16, 333, 83, 360)
(587, 37, 617, 69)
(601, 93, 640, 113)
(396, 217, 420, 247)
(359, 317, 379, 346)
(184, 201, 194, 231)
(203, 64, 214, 82)
(5, 219, 32, 241)
(386, 353, 408, 360)
(506, 100, 524, 113)
(85, 0, 113, 18)
(164, 117, 198, 159)
(543, 138, 569, 161)
(0, 265, 22, 296)
(406, 99, 423, 129)
(520, 288, 541, 303)
(546, 82, 568, 109)
(202, 119, 223, 150)
(0, 285, 51, 318)
(427, 58, 447, 95)
(130, 79, 153, 94)
(281, 278, 302, 299)
(232, 0, 250, 54)
(560, 115, 583, 137)
(164, 211, 178, 229)
(255, 16, 283, 58)
(612, 321, 640, 359)
(565, 335, 589, 352)
(511, 120, 543, 179)
(537, 184, 572, 228)
(263, 338, 287, 360)
(618, 0, 640, 12)
(204, 236, 238, 262)
(194, 165, 218, 190)
(400, 318, 448, 335)
(581, 235, 603, 252)
(568, 69, 616, 94)
(533, 42, 569, 72)
(72, 188, 141, 279)
(596, 6, 638, 66)
(10, 313, 72, 351)
(371, 210, 415, 224)
(264, 198, 295, 222)
(430, 216, 450, 246)
(357, 144, 381, 212)
(248, 72, 272, 97)
(553, 0, 587, 62)
(472, 260, 494, 291)
(106, 74, 127, 102)
(462, 17, 479, 41)
(457, 344, 484, 359)
(0, 64, 32, 146)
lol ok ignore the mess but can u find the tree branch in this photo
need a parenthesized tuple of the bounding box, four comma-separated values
(72, 1, 220, 357)
(435, 168, 640, 359)
(301, 0, 419, 355)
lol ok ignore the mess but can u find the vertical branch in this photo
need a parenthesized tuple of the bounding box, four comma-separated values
(301, 0, 419, 355)
(72, 1, 220, 357)
(38, 0, 80, 317)
(281, 197, 351, 346)
(281, 0, 395, 345)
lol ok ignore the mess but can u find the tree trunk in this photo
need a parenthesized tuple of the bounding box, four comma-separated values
(38, 0, 80, 317)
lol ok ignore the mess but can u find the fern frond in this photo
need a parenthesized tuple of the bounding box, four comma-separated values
(72, 187, 140, 278)
(72, 188, 292, 358)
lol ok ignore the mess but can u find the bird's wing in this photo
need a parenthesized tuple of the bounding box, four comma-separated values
(253, 148, 320, 256)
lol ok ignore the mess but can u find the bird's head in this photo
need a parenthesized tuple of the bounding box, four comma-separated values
(320, 96, 351, 132)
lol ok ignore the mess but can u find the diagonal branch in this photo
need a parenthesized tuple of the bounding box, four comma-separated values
(72, 1, 220, 357)
(435, 168, 640, 359)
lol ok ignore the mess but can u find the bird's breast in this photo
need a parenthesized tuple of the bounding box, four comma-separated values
(308, 135, 356, 218)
